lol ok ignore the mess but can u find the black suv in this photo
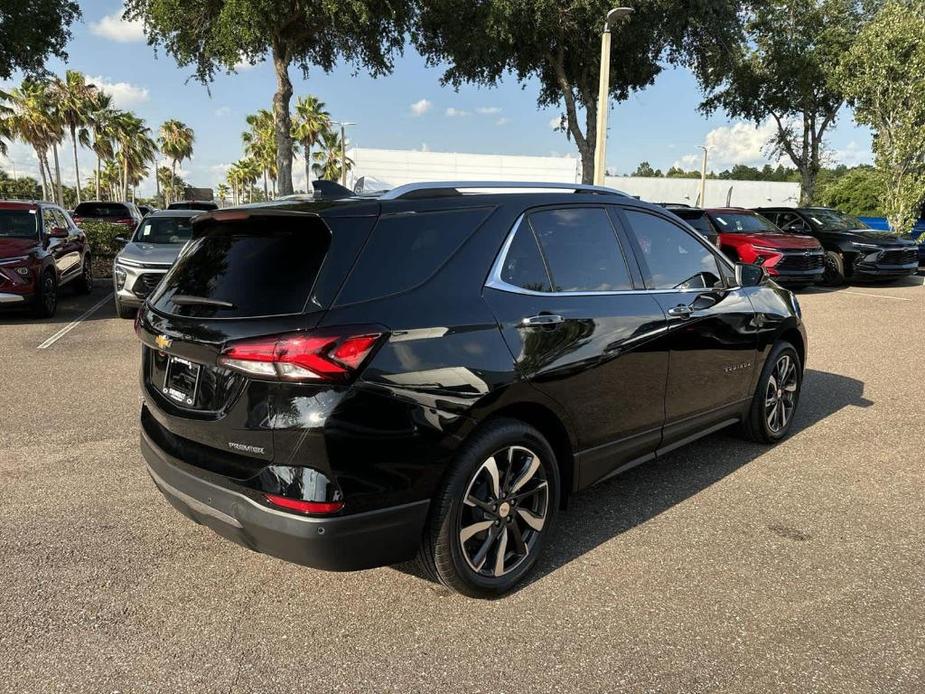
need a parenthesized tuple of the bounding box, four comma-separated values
(137, 182, 807, 598)
(753, 206, 919, 285)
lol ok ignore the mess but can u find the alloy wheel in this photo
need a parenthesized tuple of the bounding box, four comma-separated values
(458, 446, 549, 578)
(43, 275, 56, 314)
(765, 354, 798, 433)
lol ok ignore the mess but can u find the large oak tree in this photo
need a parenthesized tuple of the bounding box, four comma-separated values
(124, 0, 413, 195)
(414, 0, 745, 183)
(0, 0, 80, 80)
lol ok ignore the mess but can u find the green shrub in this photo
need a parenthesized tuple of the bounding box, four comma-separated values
(79, 220, 129, 258)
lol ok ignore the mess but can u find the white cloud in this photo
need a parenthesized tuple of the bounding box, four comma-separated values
(496, 117, 511, 126)
(832, 141, 873, 167)
(87, 75, 150, 108)
(445, 107, 469, 117)
(233, 57, 261, 72)
(89, 11, 145, 43)
(214, 106, 231, 117)
(410, 99, 432, 117)
(476, 107, 502, 115)
(673, 119, 784, 171)
(549, 115, 564, 130)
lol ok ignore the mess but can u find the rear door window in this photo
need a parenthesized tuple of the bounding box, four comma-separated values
(150, 215, 330, 318)
(336, 207, 493, 305)
(499, 221, 552, 292)
(623, 209, 724, 290)
(527, 207, 632, 292)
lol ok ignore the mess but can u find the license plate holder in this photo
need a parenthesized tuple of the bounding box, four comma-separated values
(163, 356, 201, 406)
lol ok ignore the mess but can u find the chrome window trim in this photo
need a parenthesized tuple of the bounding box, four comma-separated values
(485, 211, 723, 297)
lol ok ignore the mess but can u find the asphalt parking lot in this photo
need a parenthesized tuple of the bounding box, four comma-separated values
(1, 277, 923, 693)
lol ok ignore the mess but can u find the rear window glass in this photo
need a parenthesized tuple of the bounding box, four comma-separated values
(150, 216, 330, 318)
(134, 217, 194, 244)
(0, 209, 38, 239)
(671, 210, 713, 235)
(336, 207, 492, 305)
(74, 202, 129, 218)
(711, 212, 779, 233)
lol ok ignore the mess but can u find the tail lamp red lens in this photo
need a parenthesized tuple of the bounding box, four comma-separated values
(218, 331, 383, 382)
(264, 493, 344, 515)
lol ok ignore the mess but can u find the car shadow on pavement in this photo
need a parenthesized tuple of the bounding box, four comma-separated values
(0, 283, 115, 326)
(394, 369, 872, 597)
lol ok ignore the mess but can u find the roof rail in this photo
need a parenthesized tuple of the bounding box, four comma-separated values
(378, 181, 629, 201)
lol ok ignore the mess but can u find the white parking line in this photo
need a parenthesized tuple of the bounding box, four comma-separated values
(37, 292, 114, 350)
(841, 291, 912, 302)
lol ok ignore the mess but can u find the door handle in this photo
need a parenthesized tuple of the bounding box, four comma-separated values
(667, 305, 693, 319)
(521, 314, 565, 327)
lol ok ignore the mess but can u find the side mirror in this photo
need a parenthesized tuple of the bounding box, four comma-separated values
(48, 226, 69, 239)
(735, 262, 766, 288)
(115, 236, 129, 245)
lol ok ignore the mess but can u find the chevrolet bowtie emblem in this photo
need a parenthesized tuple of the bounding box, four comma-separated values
(155, 334, 172, 351)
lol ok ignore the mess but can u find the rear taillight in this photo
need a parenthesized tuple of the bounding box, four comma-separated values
(264, 493, 344, 515)
(115, 217, 135, 226)
(218, 331, 384, 382)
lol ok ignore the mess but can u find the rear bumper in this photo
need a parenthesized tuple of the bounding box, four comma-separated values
(141, 426, 430, 572)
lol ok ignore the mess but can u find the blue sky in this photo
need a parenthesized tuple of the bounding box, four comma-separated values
(1, 2, 873, 196)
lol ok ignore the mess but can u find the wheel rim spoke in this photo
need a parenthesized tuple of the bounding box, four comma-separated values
(517, 507, 545, 531)
(509, 454, 539, 494)
(493, 527, 508, 577)
(460, 520, 493, 544)
(507, 517, 528, 556)
(470, 525, 499, 571)
(464, 494, 495, 514)
(509, 480, 548, 504)
(482, 457, 501, 499)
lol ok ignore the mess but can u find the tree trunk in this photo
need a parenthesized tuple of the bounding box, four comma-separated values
(41, 153, 54, 201)
(95, 154, 101, 200)
(272, 41, 294, 196)
(263, 169, 269, 199)
(578, 145, 594, 185)
(304, 141, 312, 193)
(52, 144, 63, 206)
(171, 160, 177, 204)
(70, 125, 82, 204)
(799, 167, 816, 206)
(36, 147, 49, 200)
(123, 150, 129, 201)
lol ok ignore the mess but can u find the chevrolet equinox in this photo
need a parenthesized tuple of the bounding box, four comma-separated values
(136, 182, 807, 598)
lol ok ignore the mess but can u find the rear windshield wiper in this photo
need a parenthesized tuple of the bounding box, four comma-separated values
(170, 294, 236, 309)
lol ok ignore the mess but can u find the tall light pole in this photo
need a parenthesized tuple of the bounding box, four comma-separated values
(697, 145, 710, 207)
(593, 7, 634, 186)
(332, 120, 356, 187)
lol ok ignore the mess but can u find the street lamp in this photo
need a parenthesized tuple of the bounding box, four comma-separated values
(331, 120, 357, 188)
(697, 145, 710, 207)
(593, 6, 634, 186)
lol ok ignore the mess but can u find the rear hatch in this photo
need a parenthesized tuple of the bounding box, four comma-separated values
(137, 204, 378, 464)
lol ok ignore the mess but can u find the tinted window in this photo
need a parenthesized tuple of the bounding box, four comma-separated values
(135, 216, 194, 244)
(336, 207, 492, 305)
(670, 210, 714, 235)
(151, 216, 330, 318)
(528, 208, 632, 292)
(73, 202, 129, 218)
(805, 208, 869, 231)
(774, 212, 806, 232)
(711, 212, 780, 233)
(624, 210, 723, 290)
(499, 223, 551, 292)
(0, 210, 38, 239)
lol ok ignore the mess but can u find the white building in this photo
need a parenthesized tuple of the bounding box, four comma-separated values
(346, 147, 800, 208)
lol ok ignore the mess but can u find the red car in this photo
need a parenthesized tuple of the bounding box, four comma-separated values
(71, 201, 143, 230)
(0, 201, 93, 317)
(701, 208, 824, 286)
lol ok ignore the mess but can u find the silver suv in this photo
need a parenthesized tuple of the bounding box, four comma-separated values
(113, 209, 197, 318)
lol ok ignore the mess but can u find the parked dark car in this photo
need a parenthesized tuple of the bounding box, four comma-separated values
(0, 201, 93, 317)
(71, 201, 143, 231)
(137, 181, 807, 598)
(691, 208, 824, 287)
(661, 205, 720, 246)
(138, 205, 156, 217)
(113, 209, 197, 318)
(167, 200, 218, 211)
(754, 206, 919, 285)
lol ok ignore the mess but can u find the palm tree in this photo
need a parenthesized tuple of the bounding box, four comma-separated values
(216, 183, 230, 207)
(51, 71, 98, 204)
(242, 109, 276, 199)
(0, 89, 13, 158)
(6, 79, 58, 201)
(312, 129, 353, 183)
(158, 120, 194, 204)
(100, 160, 121, 201)
(291, 96, 331, 193)
(88, 92, 115, 200)
(112, 112, 155, 201)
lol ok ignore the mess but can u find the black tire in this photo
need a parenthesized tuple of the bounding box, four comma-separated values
(418, 418, 560, 598)
(740, 341, 802, 444)
(32, 269, 58, 318)
(820, 251, 845, 286)
(74, 255, 93, 294)
(115, 299, 136, 319)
